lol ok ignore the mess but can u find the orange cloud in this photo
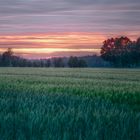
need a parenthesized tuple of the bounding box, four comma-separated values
(0, 32, 138, 58)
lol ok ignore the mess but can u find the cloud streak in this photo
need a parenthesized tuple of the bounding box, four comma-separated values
(0, 0, 140, 58)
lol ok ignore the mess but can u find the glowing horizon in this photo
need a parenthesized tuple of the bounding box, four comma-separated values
(0, 32, 103, 58)
(0, 0, 140, 58)
(0, 32, 139, 59)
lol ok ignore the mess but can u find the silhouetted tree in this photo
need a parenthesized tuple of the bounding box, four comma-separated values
(100, 37, 134, 67)
(136, 37, 140, 59)
(68, 56, 87, 67)
(53, 58, 64, 67)
(78, 59, 87, 67)
(45, 59, 51, 67)
(40, 60, 44, 67)
(0, 54, 2, 66)
(1, 48, 13, 66)
(130, 38, 140, 66)
(68, 56, 79, 67)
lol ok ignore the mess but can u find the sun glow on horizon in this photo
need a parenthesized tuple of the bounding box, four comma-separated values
(0, 32, 139, 58)
(0, 32, 106, 58)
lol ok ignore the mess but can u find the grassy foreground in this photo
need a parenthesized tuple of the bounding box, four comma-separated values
(0, 68, 140, 140)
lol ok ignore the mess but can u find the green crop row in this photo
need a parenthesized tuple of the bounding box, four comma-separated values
(0, 68, 140, 140)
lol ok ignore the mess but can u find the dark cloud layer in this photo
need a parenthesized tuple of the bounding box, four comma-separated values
(0, 0, 140, 35)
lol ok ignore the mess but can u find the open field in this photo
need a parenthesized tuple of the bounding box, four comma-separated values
(0, 68, 140, 140)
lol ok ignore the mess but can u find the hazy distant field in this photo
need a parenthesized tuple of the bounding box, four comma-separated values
(0, 68, 140, 140)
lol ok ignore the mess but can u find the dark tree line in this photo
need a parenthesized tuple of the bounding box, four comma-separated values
(68, 56, 87, 67)
(0, 48, 88, 68)
(101, 37, 140, 67)
(1, 36, 139, 68)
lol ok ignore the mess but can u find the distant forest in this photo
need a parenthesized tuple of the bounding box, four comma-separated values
(0, 48, 109, 68)
(0, 36, 140, 68)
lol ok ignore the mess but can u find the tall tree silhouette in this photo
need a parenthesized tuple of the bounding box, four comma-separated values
(101, 37, 133, 67)
(1, 48, 13, 66)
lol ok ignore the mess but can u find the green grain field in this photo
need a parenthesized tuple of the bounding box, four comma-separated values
(0, 68, 140, 140)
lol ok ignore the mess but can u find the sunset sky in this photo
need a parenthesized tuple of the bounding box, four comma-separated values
(0, 0, 140, 59)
